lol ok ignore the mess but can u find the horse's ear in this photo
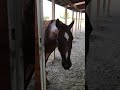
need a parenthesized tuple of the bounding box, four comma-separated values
(68, 20, 74, 29)
(56, 19, 60, 22)
(56, 19, 61, 30)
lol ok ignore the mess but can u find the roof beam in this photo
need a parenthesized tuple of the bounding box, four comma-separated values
(67, 1, 85, 7)
(74, 1, 85, 6)
(61, 0, 80, 11)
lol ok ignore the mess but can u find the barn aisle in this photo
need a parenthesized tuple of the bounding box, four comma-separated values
(27, 29, 85, 90)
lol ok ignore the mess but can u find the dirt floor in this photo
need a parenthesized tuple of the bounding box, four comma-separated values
(27, 25, 85, 90)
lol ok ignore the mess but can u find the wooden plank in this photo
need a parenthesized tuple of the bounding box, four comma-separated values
(74, 1, 85, 6)
(36, 0, 46, 90)
(7, 0, 17, 89)
(7, 0, 24, 89)
(35, 0, 41, 89)
(67, 1, 85, 7)
(15, 0, 24, 89)
(61, 0, 80, 11)
(0, 0, 11, 90)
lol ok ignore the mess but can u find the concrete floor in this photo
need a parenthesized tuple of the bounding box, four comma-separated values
(27, 29, 85, 90)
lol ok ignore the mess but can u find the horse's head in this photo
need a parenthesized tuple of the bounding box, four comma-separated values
(56, 19, 74, 70)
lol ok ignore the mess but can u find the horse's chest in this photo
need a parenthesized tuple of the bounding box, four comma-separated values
(44, 39, 57, 52)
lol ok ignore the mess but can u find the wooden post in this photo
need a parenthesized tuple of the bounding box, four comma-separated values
(36, 0, 46, 90)
(65, 6, 67, 24)
(35, 1, 41, 90)
(77, 12, 79, 30)
(80, 11, 82, 32)
(7, 0, 24, 90)
(52, 0, 55, 19)
(72, 11, 74, 33)
(75, 12, 78, 37)
(52, 0, 56, 59)
(78, 12, 80, 30)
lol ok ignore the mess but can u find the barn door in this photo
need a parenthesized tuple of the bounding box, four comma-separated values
(7, 0, 24, 90)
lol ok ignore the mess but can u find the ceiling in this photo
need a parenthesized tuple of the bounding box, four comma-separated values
(48, 0, 85, 12)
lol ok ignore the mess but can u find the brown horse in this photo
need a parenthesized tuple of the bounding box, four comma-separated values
(44, 19, 74, 84)
(44, 19, 74, 70)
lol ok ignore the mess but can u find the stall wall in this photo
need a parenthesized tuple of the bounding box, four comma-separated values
(0, 0, 11, 89)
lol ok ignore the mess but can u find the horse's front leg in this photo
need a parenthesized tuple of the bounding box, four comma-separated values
(45, 53, 51, 65)
(45, 52, 51, 85)
(45, 48, 56, 85)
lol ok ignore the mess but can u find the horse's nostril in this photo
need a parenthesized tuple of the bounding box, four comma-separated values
(62, 62, 72, 70)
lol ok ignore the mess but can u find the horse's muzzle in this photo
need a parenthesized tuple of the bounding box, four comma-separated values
(62, 60, 72, 70)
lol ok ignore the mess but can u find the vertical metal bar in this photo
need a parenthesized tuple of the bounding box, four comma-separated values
(36, 0, 46, 90)
(7, 0, 24, 90)
(52, 0, 56, 59)
(65, 6, 67, 24)
(72, 11, 74, 33)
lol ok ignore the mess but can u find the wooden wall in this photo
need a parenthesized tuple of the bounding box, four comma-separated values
(0, 0, 11, 90)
